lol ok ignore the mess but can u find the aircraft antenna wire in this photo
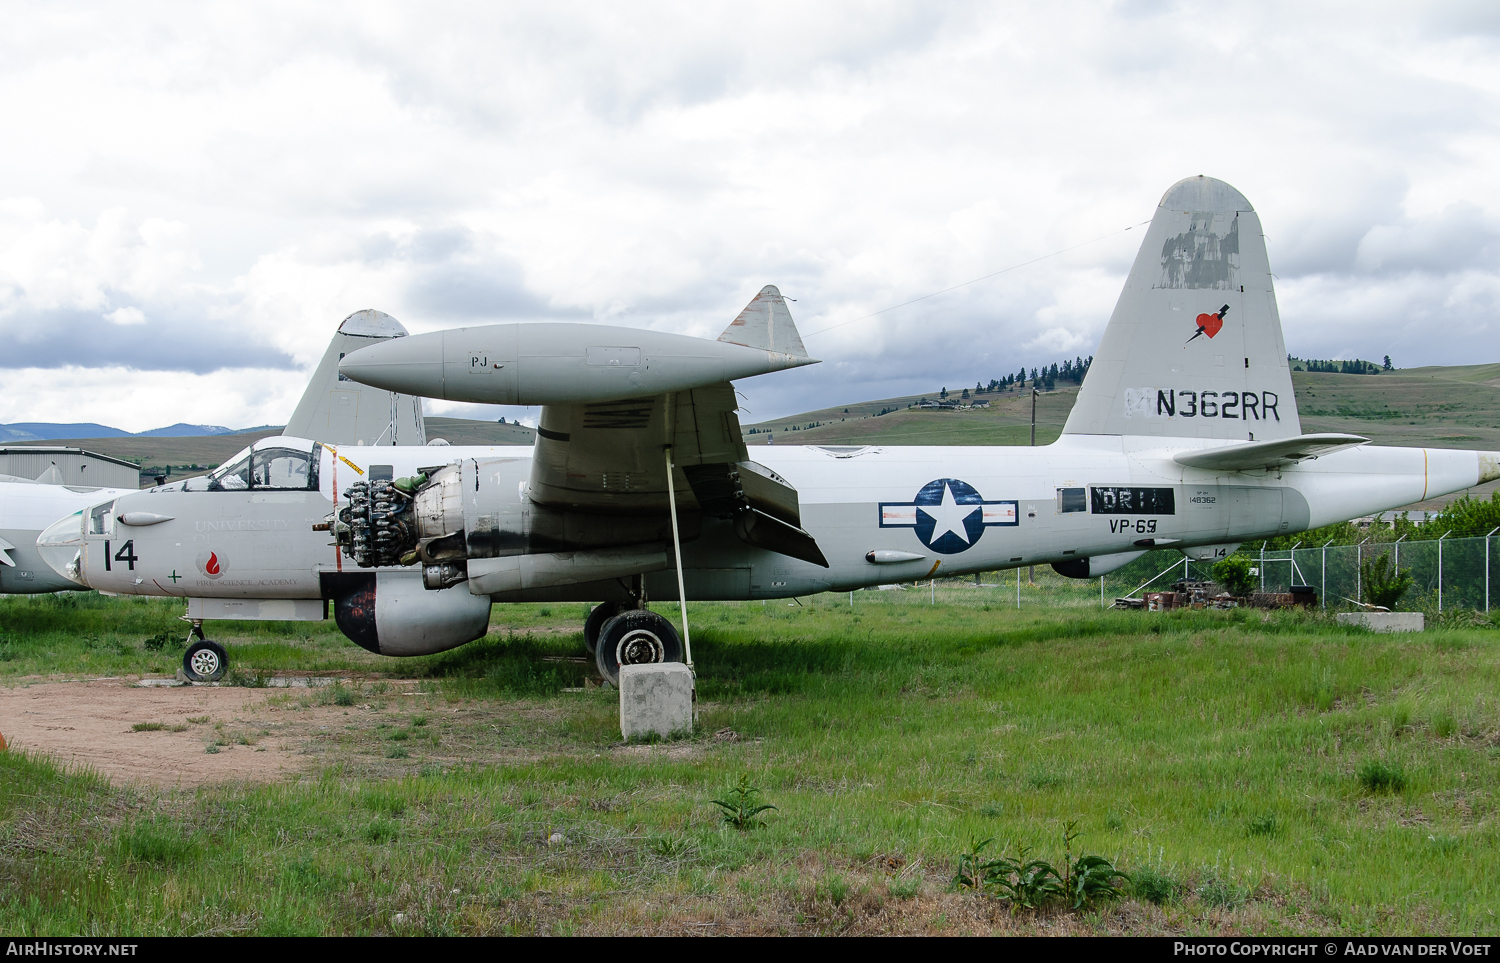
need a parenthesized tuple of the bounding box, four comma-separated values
(802, 219, 1151, 338)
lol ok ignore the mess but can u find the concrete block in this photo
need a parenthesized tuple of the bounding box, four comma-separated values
(619, 663, 695, 741)
(1337, 612, 1425, 633)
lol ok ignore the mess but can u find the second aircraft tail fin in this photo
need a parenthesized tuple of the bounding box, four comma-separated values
(1063, 176, 1301, 442)
(283, 310, 427, 446)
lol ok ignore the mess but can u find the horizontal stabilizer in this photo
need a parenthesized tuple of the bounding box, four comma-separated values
(719, 285, 811, 358)
(0, 534, 15, 567)
(1173, 433, 1368, 471)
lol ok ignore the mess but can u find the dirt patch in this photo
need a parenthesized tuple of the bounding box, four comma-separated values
(0, 678, 384, 788)
(0, 677, 609, 789)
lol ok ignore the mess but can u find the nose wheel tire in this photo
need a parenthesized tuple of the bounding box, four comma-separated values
(183, 640, 228, 682)
(584, 602, 627, 657)
(594, 610, 682, 685)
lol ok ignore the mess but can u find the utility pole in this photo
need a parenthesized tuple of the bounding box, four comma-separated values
(1029, 384, 1039, 585)
(1030, 385, 1039, 447)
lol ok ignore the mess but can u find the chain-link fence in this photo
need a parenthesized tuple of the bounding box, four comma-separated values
(1099, 533, 1500, 611)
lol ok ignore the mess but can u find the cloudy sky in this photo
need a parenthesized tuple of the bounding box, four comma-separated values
(2, 2, 1498, 431)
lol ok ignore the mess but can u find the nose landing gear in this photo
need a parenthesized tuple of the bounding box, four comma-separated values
(183, 639, 228, 682)
(178, 617, 228, 682)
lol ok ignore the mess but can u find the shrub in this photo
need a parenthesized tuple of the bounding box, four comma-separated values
(1361, 553, 1413, 610)
(1213, 556, 1257, 597)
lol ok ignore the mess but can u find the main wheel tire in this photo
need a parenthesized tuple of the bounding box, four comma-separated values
(584, 602, 627, 656)
(183, 640, 228, 682)
(594, 610, 683, 685)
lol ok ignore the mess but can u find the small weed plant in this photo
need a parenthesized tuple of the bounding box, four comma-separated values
(711, 774, 777, 830)
(953, 823, 1129, 910)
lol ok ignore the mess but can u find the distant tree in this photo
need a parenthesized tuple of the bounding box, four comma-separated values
(961, 388, 970, 399)
(1383, 355, 1393, 370)
(1425, 491, 1500, 538)
(940, 387, 948, 399)
(1030, 367, 1038, 382)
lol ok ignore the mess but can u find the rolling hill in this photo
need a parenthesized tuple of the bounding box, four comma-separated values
(742, 363, 1500, 509)
(4, 365, 1495, 510)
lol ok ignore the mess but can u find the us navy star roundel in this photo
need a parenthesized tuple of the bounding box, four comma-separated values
(879, 479, 1017, 554)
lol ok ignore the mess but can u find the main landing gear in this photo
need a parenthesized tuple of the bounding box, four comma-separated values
(585, 600, 683, 686)
(179, 618, 228, 683)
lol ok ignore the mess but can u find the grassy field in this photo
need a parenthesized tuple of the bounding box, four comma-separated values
(2, 586, 1499, 935)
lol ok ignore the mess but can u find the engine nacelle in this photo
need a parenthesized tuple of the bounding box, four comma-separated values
(328, 571, 491, 655)
(330, 460, 688, 585)
(1051, 550, 1148, 579)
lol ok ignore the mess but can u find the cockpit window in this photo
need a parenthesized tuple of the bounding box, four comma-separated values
(207, 452, 252, 491)
(87, 501, 115, 535)
(190, 443, 320, 492)
(252, 448, 315, 490)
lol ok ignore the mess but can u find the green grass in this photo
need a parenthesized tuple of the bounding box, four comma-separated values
(2, 588, 1500, 933)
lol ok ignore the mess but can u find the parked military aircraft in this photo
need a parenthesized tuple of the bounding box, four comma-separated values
(2, 310, 425, 596)
(40, 176, 1500, 685)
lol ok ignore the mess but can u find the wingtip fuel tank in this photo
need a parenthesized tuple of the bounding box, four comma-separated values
(338, 286, 818, 405)
(338, 322, 819, 405)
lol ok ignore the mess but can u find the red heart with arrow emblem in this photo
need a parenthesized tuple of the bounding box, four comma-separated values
(1195, 311, 1223, 339)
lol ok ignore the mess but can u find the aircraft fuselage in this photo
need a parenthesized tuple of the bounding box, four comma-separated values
(62, 435, 1487, 605)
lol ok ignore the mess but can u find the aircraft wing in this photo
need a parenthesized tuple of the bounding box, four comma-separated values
(0, 534, 15, 567)
(1173, 433, 1369, 471)
(525, 286, 828, 567)
(529, 382, 829, 567)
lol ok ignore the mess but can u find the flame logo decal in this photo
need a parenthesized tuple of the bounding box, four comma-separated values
(195, 550, 226, 579)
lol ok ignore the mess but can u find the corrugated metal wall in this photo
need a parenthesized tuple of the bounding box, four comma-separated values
(0, 450, 140, 489)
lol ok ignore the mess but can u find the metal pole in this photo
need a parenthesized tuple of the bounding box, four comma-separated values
(1100, 575, 1105, 608)
(1438, 530, 1452, 612)
(931, 578, 936, 605)
(1394, 533, 1406, 571)
(1357, 537, 1369, 604)
(1486, 527, 1499, 613)
(1030, 386, 1039, 447)
(1260, 544, 1265, 593)
(1017, 566, 1021, 608)
(1322, 539, 1333, 609)
(664, 443, 692, 668)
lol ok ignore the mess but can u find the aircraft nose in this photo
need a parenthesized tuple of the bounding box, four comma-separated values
(338, 332, 445, 397)
(36, 510, 87, 586)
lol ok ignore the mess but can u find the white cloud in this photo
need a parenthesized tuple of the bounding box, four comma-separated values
(104, 307, 145, 326)
(0, 2, 1498, 429)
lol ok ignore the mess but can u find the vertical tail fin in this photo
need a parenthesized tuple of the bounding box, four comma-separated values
(1063, 176, 1301, 441)
(283, 310, 427, 446)
(718, 285, 810, 358)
